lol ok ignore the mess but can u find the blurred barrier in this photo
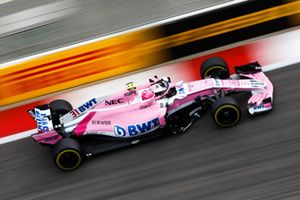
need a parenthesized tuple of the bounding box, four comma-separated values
(2, 26, 300, 141)
(1, 0, 300, 107)
(0, 29, 169, 107)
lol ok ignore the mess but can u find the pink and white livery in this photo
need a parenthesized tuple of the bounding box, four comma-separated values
(28, 57, 274, 171)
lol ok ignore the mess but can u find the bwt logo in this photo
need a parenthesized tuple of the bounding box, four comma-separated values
(114, 118, 159, 137)
(35, 110, 50, 132)
(178, 86, 185, 94)
(78, 98, 97, 112)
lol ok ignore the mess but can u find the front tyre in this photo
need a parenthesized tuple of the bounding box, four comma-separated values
(200, 57, 230, 79)
(211, 97, 241, 127)
(52, 138, 82, 171)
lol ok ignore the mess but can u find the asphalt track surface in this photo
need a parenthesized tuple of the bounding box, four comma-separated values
(0, 0, 227, 63)
(0, 63, 299, 199)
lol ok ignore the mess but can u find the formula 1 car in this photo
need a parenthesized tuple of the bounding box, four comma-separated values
(28, 57, 273, 171)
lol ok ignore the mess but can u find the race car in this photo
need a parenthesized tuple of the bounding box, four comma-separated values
(28, 57, 273, 171)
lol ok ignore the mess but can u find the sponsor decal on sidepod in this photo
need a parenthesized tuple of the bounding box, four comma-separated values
(105, 98, 123, 106)
(124, 90, 137, 97)
(92, 120, 111, 125)
(70, 98, 98, 118)
(140, 102, 153, 110)
(114, 118, 159, 137)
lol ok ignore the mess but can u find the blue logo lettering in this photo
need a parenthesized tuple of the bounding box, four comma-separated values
(151, 118, 159, 127)
(178, 87, 185, 94)
(114, 125, 126, 137)
(135, 121, 152, 134)
(128, 125, 139, 136)
(114, 118, 160, 137)
(78, 106, 85, 112)
(254, 104, 264, 110)
(84, 99, 95, 108)
(35, 110, 49, 132)
(78, 98, 97, 113)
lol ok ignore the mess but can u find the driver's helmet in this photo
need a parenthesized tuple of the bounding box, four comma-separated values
(150, 82, 167, 96)
(126, 81, 136, 91)
(141, 89, 154, 100)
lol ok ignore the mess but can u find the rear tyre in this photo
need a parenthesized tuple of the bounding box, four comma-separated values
(52, 138, 82, 171)
(49, 99, 73, 133)
(200, 57, 230, 79)
(211, 97, 241, 127)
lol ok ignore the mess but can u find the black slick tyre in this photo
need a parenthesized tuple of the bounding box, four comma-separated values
(49, 99, 73, 117)
(49, 99, 73, 132)
(200, 57, 230, 79)
(52, 138, 82, 171)
(211, 97, 241, 127)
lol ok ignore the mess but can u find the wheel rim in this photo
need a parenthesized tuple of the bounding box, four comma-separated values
(56, 149, 81, 171)
(203, 66, 225, 78)
(214, 105, 240, 127)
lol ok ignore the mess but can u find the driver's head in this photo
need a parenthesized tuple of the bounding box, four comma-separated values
(150, 82, 167, 96)
(141, 89, 154, 100)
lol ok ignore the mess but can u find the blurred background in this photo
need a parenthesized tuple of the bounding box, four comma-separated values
(0, 0, 228, 62)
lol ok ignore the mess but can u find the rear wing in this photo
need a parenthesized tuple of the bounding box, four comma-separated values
(27, 104, 54, 133)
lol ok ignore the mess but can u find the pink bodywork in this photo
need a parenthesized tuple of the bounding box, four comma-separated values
(72, 82, 168, 138)
(241, 72, 273, 105)
(32, 131, 62, 145)
(168, 71, 273, 112)
(73, 72, 272, 138)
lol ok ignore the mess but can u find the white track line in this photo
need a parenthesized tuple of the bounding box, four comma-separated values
(263, 58, 300, 72)
(0, 0, 13, 5)
(1, 58, 299, 145)
(0, 0, 247, 68)
(0, 0, 81, 36)
(0, 129, 36, 145)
